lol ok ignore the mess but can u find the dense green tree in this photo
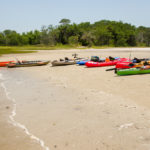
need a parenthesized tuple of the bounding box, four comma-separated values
(26, 30, 40, 45)
(20, 33, 29, 45)
(47, 25, 60, 46)
(143, 28, 150, 46)
(93, 27, 113, 46)
(81, 31, 95, 46)
(0, 32, 5, 45)
(68, 35, 79, 46)
(3, 30, 21, 45)
(40, 26, 50, 45)
(1, 19, 150, 47)
(59, 19, 71, 25)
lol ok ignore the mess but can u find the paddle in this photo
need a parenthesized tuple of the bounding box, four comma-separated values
(106, 68, 118, 74)
(106, 68, 115, 71)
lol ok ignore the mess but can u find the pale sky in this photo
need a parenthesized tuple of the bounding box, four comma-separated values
(0, 0, 150, 33)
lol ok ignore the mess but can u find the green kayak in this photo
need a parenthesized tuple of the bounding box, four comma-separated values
(116, 68, 150, 76)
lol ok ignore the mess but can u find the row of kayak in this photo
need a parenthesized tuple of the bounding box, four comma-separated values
(76, 57, 150, 76)
(1, 55, 150, 76)
(51, 55, 150, 76)
(51, 56, 127, 67)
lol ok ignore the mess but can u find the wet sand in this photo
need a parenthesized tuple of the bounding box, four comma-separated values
(0, 85, 43, 150)
(1, 48, 150, 150)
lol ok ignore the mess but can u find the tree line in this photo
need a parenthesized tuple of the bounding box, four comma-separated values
(0, 19, 150, 47)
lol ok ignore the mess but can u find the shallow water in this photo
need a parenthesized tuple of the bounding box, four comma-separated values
(0, 68, 51, 150)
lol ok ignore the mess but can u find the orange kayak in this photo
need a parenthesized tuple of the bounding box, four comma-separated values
(0, 61, 14, 67)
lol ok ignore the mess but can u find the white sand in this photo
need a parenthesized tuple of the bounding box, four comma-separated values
(1, 48, 150, 150)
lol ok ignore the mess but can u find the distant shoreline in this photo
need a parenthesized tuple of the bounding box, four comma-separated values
(0, 45, 150, 56)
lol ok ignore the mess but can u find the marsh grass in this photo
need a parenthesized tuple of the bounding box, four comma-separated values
(0, 45, 113, 56)
(0, 45, 80, 56)
(0, 46, 36, 56)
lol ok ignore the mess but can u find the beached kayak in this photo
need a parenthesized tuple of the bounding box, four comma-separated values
(116, 68, 150, 76)
(0, 61, 14, 67)
(7, 60, 50, 68)
(51, 60, 76, 66)
(116, 60, 150, 69)
(85, 58, 129, 67)
(77, 57, 106, 65)
(76, 60, 89, 65)
(85, 61, 117, 67)
(115, 62, 137, 69)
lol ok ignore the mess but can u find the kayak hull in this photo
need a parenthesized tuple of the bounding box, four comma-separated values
(116, 61, 150, 69)
(51, 60, 76, 66)
(86, 58, 129, 67)
(7, 61, 50, 68)
(86, 61, 117, 67)
(116, 62, 133, 69)
(117, 68, 150, 76)
(0, 61, 14, 67)
(76, 60, 89, 65)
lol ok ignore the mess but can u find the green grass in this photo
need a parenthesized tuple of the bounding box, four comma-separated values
(1, 45, 148, 56)
(0, 45, 77, 56)
(90, 45, 114, 49)
(0, 45, 84, 56)
(14, 45, 74, 50)
(0, 46, 36, 56)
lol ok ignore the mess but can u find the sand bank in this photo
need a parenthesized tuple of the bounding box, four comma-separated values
(1, 48, 150, 150)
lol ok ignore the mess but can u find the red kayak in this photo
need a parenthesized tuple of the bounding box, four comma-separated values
(0, 61, 14, 67)
(85, 58, 129, 67)
(116, 62, 132, 69)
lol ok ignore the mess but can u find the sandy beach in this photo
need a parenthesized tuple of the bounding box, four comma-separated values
(1, 48, 150, 150)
